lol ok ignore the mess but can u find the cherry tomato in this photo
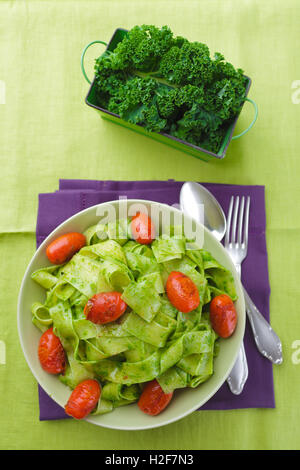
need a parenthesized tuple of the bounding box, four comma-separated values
(131, 212, 155, 245)
(138, 379, 173, 416)
(65, 379, 101, 420)
(38, 327, 66, 374)
(209, 294, 237, 338)
(166, 271, 200, 313)
(46, 232, 86, 265)
(84, 292, 127, 325)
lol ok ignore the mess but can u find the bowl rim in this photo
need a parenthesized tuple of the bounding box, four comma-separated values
(17, 199, 245, 430)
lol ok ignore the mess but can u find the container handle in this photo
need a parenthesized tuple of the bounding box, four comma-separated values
(81, 40, 108, 84)
(231, 98, 258, 140)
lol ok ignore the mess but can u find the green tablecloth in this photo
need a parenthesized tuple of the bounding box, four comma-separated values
(0, 0, 299, 450)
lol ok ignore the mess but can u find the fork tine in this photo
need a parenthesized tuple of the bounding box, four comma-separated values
(225, 196, 234, 245)
(243, 196, 250, 247)
(237, 196, 245, 244)
(231, 196, 240, 243)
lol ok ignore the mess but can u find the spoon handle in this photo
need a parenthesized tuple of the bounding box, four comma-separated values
(226, 342, 249, 395)
(226, 262, 248, 395)
(243, 287, 283, 364)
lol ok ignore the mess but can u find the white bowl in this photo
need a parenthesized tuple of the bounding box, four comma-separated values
(18, 199, 245, 430)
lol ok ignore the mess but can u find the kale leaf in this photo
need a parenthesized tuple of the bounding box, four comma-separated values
(94, 25, 248, 153)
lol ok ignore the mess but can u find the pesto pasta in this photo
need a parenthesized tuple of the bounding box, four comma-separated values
(31, 219, 237, 415)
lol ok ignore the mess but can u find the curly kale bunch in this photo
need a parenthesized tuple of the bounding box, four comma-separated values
(94, 25, 248, 153)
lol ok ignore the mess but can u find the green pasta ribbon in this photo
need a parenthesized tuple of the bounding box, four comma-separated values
(31, 220, 237, 414)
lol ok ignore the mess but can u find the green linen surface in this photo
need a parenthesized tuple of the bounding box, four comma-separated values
(0, 0, 299, 450)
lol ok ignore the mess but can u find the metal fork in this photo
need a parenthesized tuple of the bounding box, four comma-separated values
(225, 196, 283, 395)
(225, 195, 250, 279)
(225, 196, 249, 394)
(226, 196, 282, 366)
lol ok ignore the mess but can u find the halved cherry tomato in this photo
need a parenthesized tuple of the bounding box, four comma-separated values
(38, 327, 66, 374)
(166, 271, 200, 313)
(131, 212, 155, 245)
(65, 379, 101, 420)
(138, 379, 173, 416)
(84, 291, 127, 325)
(46, 232, 86, 265)
(209, 294, 237, 338)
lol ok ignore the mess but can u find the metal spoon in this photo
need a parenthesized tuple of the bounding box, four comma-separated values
(180, 182, 283, 366)
(180, 182, 248, 394)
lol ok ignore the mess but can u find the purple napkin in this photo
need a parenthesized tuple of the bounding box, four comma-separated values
(36, 180, 274, 420)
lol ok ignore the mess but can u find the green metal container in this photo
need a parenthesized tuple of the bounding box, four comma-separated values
(82, 28, 258, 162)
